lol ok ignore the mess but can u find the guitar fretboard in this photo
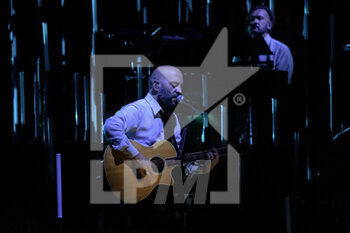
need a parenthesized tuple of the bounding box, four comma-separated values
(182, 147, 227, 163)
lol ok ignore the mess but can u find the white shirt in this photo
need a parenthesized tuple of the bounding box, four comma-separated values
(264, 34, 294, 84)
(103, 93, 182, 156)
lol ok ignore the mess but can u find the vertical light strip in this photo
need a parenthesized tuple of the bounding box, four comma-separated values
(100, 93, 105, 144)
(90, 0, 98, 147)
(56, 153, 63, 218)
(42, 22, 50, 71)
(10, 32, 17, 66)
(305, 113, 309, 130)
(91, 0, 98, 33)
(83, 75, 89, 141)
(269, 0, 274, 14)
(220, 104, 227, 142)
(46, 117, 52, 144)
(61, 35, 66, 56)
(220, 105, 224, 142)
(137, 57, 143, 99)
(185, 0, 190, 22)
(34, 58, 41, 139)
(19, 72, 25, 125)
(329, 67, 333, 133)
(10, 0, 18, 135)
(74, 73, 80, 125)
(246, 0, 252, 13)
(249, 101, 253, 145)
(294, 131, 300, 157)
(201, 74, 208, 108)
(137, 0, 141, 13)
(10, 0, 15, 16)
(74, 73, 80, 141)
(178, 0, 182, 23)
(90, 0, 98, 146)
(143, 4, 148, 24)
(271, 98, 277, 144)
(306, 155, 311, 181)
(201, 112, 207, 143)
(90, 56, 98, 149)
(91, 31, 96, 55)
(13, 87, 18, 133)
(272, 99, 275, 142)
(90, 0, 98, 57)
(201, 74, 208, 143)
(188, 0, 192, 12)
(206, 0, 211, 28)
(148, 63, 151, 76)
(302, 0, 309, 40)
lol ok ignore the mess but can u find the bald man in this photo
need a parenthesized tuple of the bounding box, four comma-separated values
(103, 65, 183, 161)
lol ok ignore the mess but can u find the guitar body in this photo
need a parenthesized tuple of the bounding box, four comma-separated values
(103, 140, 178, 203)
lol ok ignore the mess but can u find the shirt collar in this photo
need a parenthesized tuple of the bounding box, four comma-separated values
(145, 93, 163, 117)
(263, 33, 272, 47)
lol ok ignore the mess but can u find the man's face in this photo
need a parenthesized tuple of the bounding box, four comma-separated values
(248, 9, 272, 37)
(158, 68, 183, 110)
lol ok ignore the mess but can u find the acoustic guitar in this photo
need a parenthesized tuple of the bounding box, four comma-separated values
(103, 140, 225, 203)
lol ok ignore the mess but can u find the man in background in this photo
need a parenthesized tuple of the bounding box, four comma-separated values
(247, 5, 294, 84)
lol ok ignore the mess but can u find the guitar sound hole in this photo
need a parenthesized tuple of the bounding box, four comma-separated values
(150, 157, 165, 174)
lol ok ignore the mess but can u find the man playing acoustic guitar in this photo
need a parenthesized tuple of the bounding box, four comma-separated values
(104, 65, 184, 174)
(103, 65, 219, 202)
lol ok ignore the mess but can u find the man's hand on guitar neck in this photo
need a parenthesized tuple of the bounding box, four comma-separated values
(184, 148, 220, 176)
(206, 148, 220, 172)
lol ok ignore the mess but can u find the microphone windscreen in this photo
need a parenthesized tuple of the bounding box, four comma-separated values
(177, 95, 184, 103)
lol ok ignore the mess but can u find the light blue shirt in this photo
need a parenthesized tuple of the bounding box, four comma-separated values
(264, 34, 294, 84)
(103, 93, 182, 156)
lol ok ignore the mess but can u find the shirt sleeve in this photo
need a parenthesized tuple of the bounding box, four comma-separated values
(103, 104, 140, 156)
(275, 46, 294, 85)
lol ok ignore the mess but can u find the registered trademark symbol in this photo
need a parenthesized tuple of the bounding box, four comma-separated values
(233, 93, 246, 106)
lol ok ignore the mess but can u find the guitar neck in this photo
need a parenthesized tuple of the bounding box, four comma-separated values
(182, 147, 226, 163)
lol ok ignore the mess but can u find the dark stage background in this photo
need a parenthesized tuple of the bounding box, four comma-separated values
(3, 0, 350, 233)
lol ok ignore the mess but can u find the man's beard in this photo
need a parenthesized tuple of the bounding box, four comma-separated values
(161, 98, 177, 113)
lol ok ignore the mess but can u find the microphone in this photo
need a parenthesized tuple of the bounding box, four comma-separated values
(176, 95, 185, 104)
(176, 95, 201, 113)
